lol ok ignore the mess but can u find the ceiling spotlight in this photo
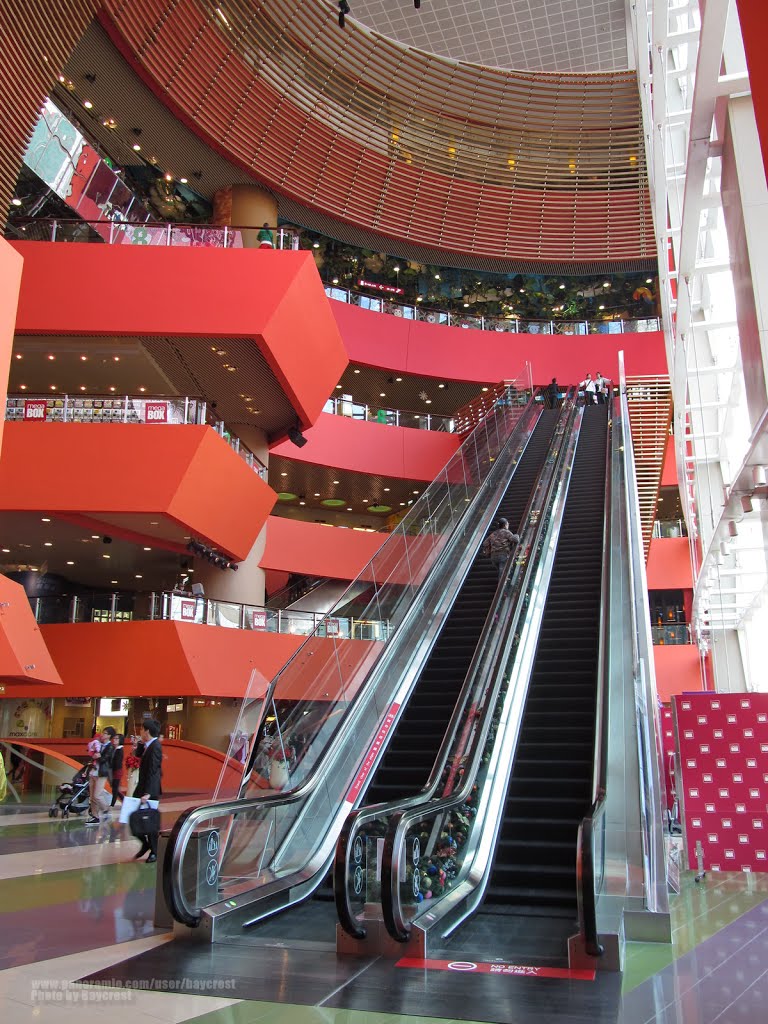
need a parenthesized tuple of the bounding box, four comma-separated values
(11, 197, 22, 207)
(132, 144, 141, 151)
(83, 99, 93, 109)
(180, 177, 188, 184)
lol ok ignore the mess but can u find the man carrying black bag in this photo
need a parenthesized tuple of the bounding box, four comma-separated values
(131, 720, 163, 863)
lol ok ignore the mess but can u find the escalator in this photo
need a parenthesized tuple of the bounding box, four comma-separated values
(254, 409, 561, 920)
(365, 409, 560, 805)
(432, 404, 609, 964)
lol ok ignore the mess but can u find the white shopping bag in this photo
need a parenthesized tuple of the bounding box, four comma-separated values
(119, 796, 159, 825)
(119, 796, 140, 824)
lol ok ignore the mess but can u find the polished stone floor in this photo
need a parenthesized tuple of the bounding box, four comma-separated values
(3, 799, 768, 1024)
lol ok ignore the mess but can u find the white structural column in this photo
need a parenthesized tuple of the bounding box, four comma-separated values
(630, 0, 768, 691)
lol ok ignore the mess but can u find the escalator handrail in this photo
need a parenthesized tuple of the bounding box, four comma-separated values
(335, 393, 578, 939)
(377, 396, 584, 942)
(164, 388, 544, 928)
(617, 354, 669, 916)
(576, 393, 614, 958)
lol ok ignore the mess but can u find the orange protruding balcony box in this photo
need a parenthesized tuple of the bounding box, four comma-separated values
(270, 413, 461, 481)
(0, 422, 275, 560)
(11, 243, 347, 431)
(654, 643, 703, 702)
(0, 575, 62, 686)
(647, 538, 693, 591)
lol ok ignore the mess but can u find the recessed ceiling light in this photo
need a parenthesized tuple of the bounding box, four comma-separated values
(346, 507, 352, 511)
(383, 487, 390, 492)
(481, 387, 489, 392)
(363, 499, 369, 503)
(44, 542, 52, 547)
(41, 517, 50, 522)
(413, 490, 419, 495)
(11, 197, 22, 207)
(91, 535, 99, 539)
(299, 501, 306, 506)
(180, 177, 188, 184)
(50, 385, 57, 391)
(14, 353, 21, 360)
(380, 393, 386, 397)
(143, 547, 151, 551)
(111, 580, 118, 584)
(113, 356, 120, 362)
(79, 386, 86, 391)
(395, 377, 402, 382)
(646, 278, 653, 284)
(353, 368, 360, 373)
(598, 304, 605, 310)
(150, 521, 159, 525)
(332, 278, 339, 285)
(603, 282, 610, 288)
(438, 383, 445, 388)
(559, 284, 566, 289)
(19, 385, 27, 390)
(139, 387, 146, 393)
(335, 384, 342, 389)
(135, 574, 143, 579)
(400, 502, 406, 506)
(133, 143, 141, 151)
(79, 355, 87, 361)
(102, 554, 110, 559)
(463, 303, 469, 308)
(47, 354, 55, 361)
(314, 492, 320, 497)
(83, 99, 93, 109)
(66, 560, 74, 565)
(109, 387, 116, 392)
(426, 399, 432, 404)
(333, 480, 340, 485)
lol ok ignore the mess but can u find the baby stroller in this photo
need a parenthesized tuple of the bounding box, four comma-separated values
(49, 764, 91, 818)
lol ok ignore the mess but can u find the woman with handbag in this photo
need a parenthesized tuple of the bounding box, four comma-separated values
(131, 720, 163, 862)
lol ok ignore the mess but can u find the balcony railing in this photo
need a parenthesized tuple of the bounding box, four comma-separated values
(329, 286, 661, 336)
(652, 518, 688, 539)
(323, 395, 456, 432)
(7, 218, 661, 338)
(651, 624, 692, 645)
(4, 393, 267, 480)
(28, 590, 388, 641)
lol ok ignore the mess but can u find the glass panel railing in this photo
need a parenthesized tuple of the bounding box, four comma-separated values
(617, 352, 669, 919)
(336, 393, 579, 939)
(164, 371, 541, 931)
(372, 405, 585, 943)
(575, 390, 614, 958)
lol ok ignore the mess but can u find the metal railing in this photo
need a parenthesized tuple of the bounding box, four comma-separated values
(333, 286, 661, 336)
(651, 624, 691, 646)
(323, 395, 455, 432)
(7, 218, 661, 338)
(652, 519, 687, 539)
(28, 590, 388, 641)
(4, 392, 267, 479)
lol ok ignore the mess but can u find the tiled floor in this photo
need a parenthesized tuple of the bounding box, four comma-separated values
(3, 801, 768, 1024)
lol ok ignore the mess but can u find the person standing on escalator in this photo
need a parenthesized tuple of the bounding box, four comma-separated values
(482, 518, 520, 580)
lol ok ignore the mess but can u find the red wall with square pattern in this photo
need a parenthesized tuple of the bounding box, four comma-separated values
(674, 693, 768, 872)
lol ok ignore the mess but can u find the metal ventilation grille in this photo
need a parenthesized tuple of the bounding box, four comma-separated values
(625, 375, 672, 560)
(0, 0, 100, 228)
(101, 0, 653, 262)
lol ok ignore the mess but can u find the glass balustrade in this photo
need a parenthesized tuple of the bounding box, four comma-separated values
(163, 372, 541, 931)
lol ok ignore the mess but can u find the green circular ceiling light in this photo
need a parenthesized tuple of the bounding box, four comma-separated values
(277, 492, 298, 501)
(368, 505, 392, 513)
(321, 498, 346, 507)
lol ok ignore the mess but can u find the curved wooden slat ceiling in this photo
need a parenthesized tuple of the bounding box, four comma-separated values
(100, 0, 654, 263)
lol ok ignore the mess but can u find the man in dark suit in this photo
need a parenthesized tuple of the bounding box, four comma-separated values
(133, 720, 163, 863)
